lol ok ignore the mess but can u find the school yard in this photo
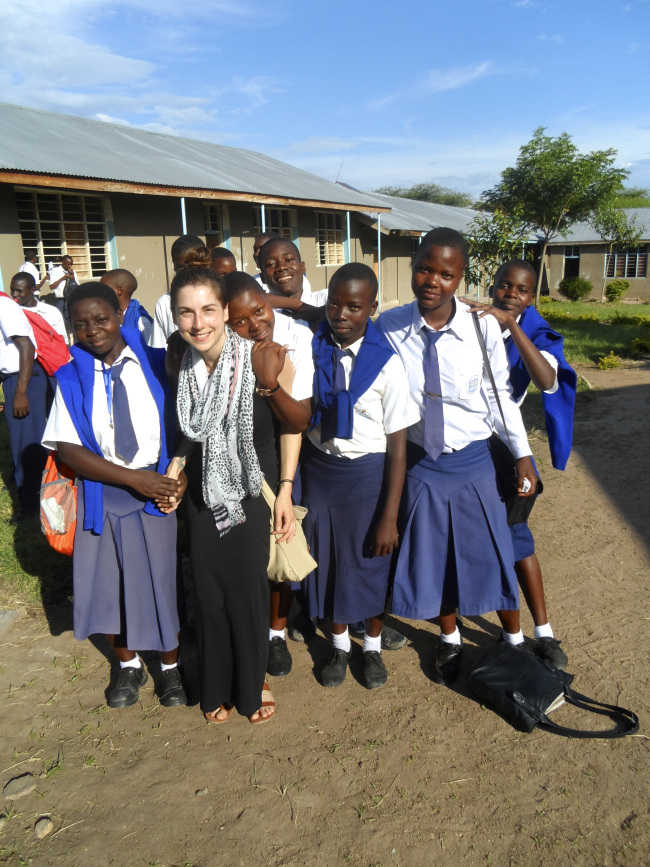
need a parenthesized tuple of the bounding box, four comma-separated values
(0, 363, 648, 867)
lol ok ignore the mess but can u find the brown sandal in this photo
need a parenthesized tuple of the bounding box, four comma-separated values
(204, 703, 234, 724)
(248, 684, 275, 725)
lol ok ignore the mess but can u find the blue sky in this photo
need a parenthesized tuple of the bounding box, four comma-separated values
(2, 0, 649, 198)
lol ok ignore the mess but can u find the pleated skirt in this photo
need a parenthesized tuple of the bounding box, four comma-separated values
(301, 443, 390, 624)
(392, 439, 519, 620)
(73, 480, 179, 652)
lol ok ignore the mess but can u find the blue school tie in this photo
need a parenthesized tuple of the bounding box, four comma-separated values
(423, 329, 445, 460)
(320, 346, 347, 443)
(111, 359, 139, 463)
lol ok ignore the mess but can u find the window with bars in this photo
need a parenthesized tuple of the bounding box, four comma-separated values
(15, 190, 109, 281)
(315, 212, 344, 266)
(204, 204, 224, 243)
(563, 245, 580, 279)
(605, 247, 648, 279)
(252, 206, 294, 240)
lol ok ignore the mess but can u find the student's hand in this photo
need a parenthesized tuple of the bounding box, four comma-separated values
(272, 486, 296, 543)
(459, 297, 516, 329)
(251, 340, 288, 390)
(130, 469, 182, 501)
(13, 392, 30, 418)
(155, 470, 188, 513)
(515, 456, 538, 497)
(372, 515, 399, 557)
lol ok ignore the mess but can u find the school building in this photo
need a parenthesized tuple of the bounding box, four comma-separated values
(0, 103, 477, 315)
(544, 209, 650, 300)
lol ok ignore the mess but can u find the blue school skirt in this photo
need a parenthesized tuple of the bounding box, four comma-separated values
(392, 439, 519, 620)
(301, 443, 390, 624)
(73, 479, 179, 652)
(510, 521, 535, 562)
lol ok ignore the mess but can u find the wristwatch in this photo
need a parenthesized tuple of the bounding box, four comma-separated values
(255, 382, 281, 398)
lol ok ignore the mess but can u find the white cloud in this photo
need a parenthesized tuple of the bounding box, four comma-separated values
(367, 61, 499, 110)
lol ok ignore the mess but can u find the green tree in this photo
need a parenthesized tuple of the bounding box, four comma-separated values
(482, 127, 629, 305)
(374, 182, 475, 208)
(464, 205, 531, 296)
(613, 186, 650, 208)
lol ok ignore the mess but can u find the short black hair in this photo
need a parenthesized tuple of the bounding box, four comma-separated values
(493, 259, 537, 285)
(170, 234, 204, 265)
(169, 267, 225, 311)
(24, 248, 38, 261)
(254, 231, 282, 246)
(257, 237, 302, 267)
(223, 271, 267, 305)
(101, 268, 138, 295)
(67, 281, 120, 316)
(11, 271, 35, 289)
(329, 262, 378, 301)
(211, 246, 236, 262)
(417, 227, 469, 266)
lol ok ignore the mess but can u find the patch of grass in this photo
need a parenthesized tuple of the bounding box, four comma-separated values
(541, 300, 650, 320)
(554, 319, 650, 365)
(0, 390, 72, 605)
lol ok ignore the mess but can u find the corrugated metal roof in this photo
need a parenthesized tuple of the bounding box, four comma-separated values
(359, 192, 477, 233)
(0, 103, 389, 211)
(552, 208, 650, 244)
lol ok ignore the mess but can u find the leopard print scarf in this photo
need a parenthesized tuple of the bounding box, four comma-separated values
(176, 328, 262, 535)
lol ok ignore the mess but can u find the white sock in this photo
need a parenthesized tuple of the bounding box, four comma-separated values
(440, 627, 462, 646)
(269, 628, 285, 641)
(160, 660, 178, 671)
(502, 629, 525, 646)
(332, 629, 351, 653)
(363, 633, 382, 654)
(119, 655, 141, 669)
(534, 623, 554, 640)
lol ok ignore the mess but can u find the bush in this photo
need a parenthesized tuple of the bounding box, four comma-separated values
(597, 351, 621, 369)
(558, 276, 593, 301)
(538, 295, 553, 305)
(630, 337, 650, 356)
(543, 310, 600, 324)
(605, 279, 630, 302)
(610, 312, 650, 326)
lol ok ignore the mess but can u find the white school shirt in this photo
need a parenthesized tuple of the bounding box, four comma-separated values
(19, 261, 42, 296)
(48, 265, 79, 299)
(501, 316, 559, 407)
(0, 297, 36, 376)
(307, 335, 420, 459)
(150, 294, 176, 348)
(268, 285, 327, 330)
(42, 345, 162, 468)
(271, 314, 314, 401)
(376, 298, 532, 460)
(32, 301, 69, 344)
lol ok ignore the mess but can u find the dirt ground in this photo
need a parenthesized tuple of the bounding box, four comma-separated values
(1, 364, 648, 867)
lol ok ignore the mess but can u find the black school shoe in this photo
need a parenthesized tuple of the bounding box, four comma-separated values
(267, 637, 293, 677)
(158, 666, 188, 707)
(287, 611, 317, 643)
(432, 640, 463, 685)
(321, 649, 351, 687)
(536, 636, 569, 670)
(348, 623, 407, 651)
(108, 665, 148, 708)
(363, 651, 388, 689)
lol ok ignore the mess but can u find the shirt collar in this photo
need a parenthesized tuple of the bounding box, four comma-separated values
(92, 344, 140, 371)
(331, 333, 364, 357)
(411, 296, 463, 340)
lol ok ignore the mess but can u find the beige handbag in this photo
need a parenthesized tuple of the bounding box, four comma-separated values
(261, 480, 317, 583)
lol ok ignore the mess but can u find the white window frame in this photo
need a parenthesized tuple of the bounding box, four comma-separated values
(315, 211, 344, 267)
(15, 187, 111, 281)
(605, 247, 648, 279)
(252, 206, 295, 241)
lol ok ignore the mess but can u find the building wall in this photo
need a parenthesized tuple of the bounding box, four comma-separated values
(0, 184, 27, 294)
(547, 243, 650, 300)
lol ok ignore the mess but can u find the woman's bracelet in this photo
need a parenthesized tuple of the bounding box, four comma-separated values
(277, 479, 294, 490)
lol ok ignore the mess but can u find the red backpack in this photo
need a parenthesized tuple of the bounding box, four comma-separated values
(1, 293, 70, 376)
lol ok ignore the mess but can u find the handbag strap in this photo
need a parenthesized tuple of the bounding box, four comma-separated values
(514, 686, 639, 739)
(471, 311, 515, 458)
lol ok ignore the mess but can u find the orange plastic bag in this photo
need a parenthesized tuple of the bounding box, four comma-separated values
(40, 451, 77, 556)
